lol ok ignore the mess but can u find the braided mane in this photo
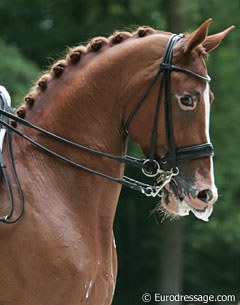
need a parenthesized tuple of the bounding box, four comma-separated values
(15, 26, 159, 123)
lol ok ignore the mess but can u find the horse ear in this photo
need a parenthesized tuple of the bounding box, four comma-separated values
(183, 19, 212, 54)
(202, 26, 235, 53)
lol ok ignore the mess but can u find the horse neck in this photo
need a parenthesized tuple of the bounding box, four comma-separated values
(9, 35, 167, 225)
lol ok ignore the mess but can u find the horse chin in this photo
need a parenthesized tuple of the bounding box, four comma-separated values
(159, 185, 214, 222)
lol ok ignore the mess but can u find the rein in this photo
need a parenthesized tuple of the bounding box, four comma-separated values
(0, 90, 24, 224)
(0, 34, 214, 224)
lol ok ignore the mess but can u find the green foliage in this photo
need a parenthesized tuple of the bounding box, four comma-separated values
(0, 0, 166, 67)
(0, 38, 39, 106)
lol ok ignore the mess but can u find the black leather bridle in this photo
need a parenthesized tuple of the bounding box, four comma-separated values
(0, 34, 214, 224)
(124, 34, 214, 188)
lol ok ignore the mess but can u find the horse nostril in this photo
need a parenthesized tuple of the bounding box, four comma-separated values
(197, 189, 213, 203)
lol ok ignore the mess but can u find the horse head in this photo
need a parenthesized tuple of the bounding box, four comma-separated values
(124, 19, 234, 221)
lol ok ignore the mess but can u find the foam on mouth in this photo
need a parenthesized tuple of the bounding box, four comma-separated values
(189, 204, 213, 222)
(178, 200, 190, 216)
(178, 200, 213, 222)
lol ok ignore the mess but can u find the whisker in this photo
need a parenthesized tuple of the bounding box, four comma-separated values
(150, 200, 180, 223)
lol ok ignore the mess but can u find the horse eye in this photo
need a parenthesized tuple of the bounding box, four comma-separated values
(180, 95, 194, 107)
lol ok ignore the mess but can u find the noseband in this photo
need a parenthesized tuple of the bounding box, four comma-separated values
(0, 34, 214, 223)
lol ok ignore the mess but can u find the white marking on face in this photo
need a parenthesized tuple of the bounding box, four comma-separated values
(204, 83, 210, 142)
(203, 83, 218, 201)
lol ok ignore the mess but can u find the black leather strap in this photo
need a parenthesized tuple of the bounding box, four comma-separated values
(124, 66, 163, 135)
(0, 116, 163, 215)
(0, 109, 145, 170)
(176, 143, 214, 160)
(161, 143, 214, 163)
(160, 63, 211, 82)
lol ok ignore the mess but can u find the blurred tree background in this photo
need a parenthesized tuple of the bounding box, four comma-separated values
(0, 0, 239, 304)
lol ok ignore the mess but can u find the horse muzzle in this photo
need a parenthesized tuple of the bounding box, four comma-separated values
(160, 178, 218, 221)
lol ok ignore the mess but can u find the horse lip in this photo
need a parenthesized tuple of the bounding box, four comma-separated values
(170, 179, 214, 221)
(189, 204, 213, 222)
(179, 199, 213, 222)
(160, 180, 214, 221)
(178, 200, 191, 216)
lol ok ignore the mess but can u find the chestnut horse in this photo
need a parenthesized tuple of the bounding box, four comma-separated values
(0, 19, 234, 305)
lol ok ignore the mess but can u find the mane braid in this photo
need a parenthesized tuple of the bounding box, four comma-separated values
(86, 37, 108, 52)
(66, 46, 87, 64)
(13, 26, 158, 125)
(109, 31, 132, 44)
